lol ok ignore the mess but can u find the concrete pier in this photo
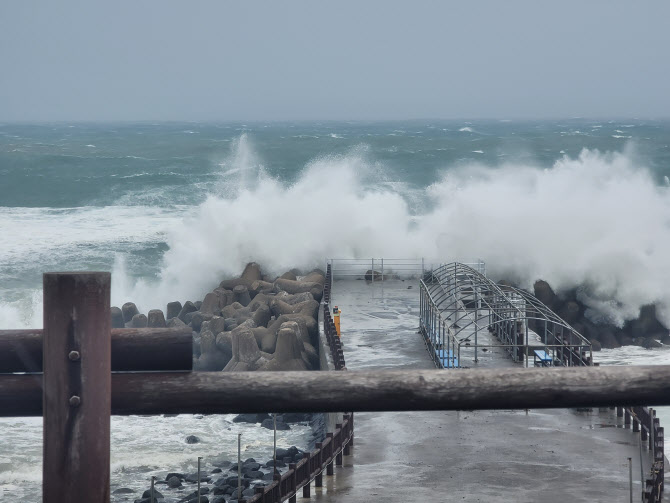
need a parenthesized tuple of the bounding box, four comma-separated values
(308, 279, 655, 502)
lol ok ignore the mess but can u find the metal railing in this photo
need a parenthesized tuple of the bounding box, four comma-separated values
(419, 262, 663, 502)
(327, 258, 486, 281)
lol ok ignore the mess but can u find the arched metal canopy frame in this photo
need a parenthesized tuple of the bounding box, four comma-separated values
(419, 262, 592, 369)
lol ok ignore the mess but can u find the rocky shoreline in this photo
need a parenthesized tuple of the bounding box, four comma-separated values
(109, 263, 328, 503)
(530, 280, 669, 350)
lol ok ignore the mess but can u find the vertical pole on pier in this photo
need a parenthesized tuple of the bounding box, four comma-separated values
(151, 476, 155, 503)
(197, 456, 202, 502)
(628, 457, 633, 503)
(273, 413, 278, 475)
(371, 258, 374, 281)
(238, 433, 242, 501)
(639, 436, 645, 502)
(43, 272, 111, 503)
(474, 287, 478, 363)
(650, 409, 655, 460)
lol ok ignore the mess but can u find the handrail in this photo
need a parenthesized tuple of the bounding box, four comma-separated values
(234, 263, 354, 503)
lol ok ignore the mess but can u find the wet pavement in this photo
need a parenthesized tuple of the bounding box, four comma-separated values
(304, 279, 658, 502)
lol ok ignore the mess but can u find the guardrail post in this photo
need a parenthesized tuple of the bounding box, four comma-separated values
(315, 442, 323, 487)
(326, 433, 334, 475)
(302, 452, 311, 497)
(43, 272, 111, 503)
(283, 466, 294, 503)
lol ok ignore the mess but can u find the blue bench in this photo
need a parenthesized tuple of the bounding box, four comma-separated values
(435, 349, 459, 368)
(533, 349, 553, 367)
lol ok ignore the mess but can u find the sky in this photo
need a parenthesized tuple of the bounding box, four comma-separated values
(1, 1, 669, 122)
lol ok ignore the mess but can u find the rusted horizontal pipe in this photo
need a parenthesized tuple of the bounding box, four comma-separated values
(2, 365, 670, 417)
(0, 327, 193, 372)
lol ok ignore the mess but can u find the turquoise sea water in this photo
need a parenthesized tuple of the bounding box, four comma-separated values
(2, 119, 670, 327)
(2, 119, 670, 500)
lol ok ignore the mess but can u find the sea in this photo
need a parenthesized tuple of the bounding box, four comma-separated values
(1, 119, 670, 500)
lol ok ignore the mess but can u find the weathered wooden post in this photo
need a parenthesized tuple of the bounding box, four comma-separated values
(43, 272, 111, 503)
(302, 452, 311, 497)
(315, 442, 323, 487)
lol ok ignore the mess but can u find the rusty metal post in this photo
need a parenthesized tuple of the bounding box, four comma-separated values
(43, 272, 111, 503)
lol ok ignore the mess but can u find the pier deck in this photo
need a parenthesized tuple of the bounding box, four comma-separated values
(310, 279, 654, 502)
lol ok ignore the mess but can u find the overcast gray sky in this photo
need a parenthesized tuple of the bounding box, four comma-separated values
(1, 1, 668, 121)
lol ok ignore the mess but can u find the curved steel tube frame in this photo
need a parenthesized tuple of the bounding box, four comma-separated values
(419, 262, 593, 369)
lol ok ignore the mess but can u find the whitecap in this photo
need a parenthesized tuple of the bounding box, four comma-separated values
(459, 127, 474, 132)
(472, 150, 484, 154)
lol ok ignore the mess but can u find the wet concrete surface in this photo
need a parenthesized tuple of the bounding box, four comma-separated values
(306, 279, 659, 502)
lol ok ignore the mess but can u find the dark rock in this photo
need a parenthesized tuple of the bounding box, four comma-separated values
(201, 292, 222, 315)
(167, 317, 187, 328)
(558, 301, 581, 325)
(191, 312, 213, 332)
(224, 476, 250, 488)
(661, 334, 670, 345)
(265, 459, 286, 468)
(232, 285, 252, 307)
(131, 313, 148, 328)
(142, 489, 164, 499)
(281, 412, 311, 423)
(533, 280, 558, 310)
(242, 487, 256, 497)
(598, 328, 621, 349)
(244, 458, 257, 464)
(147, 309, 166, 328)
(252, 304, 272, 327)
(166, 472, 184, 481)
(184, 473, 211, 483)
(244, 470, 264, 480)
(364, 269, 382, 281)
(167, 301, 183, 320)
(186, 435, 200, 444)
(113, 488, 135, 494)
(111, 307, 125, 328)
(167, 476, 182, 488)
(261, 418, 290, 430)
(122, 302, 139, 323)
(179, 301, 198, 322)
(591, 340, 602, 351)
(243, 462, 261, 471)
(639, 337, 662, 349)
(211, 468, 222, 473)
(262, 472, 276, 480)
(275, 448, 289, 459)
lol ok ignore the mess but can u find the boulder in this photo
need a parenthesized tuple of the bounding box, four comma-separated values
(261, 418, 290, 431)
(558, 301, 581, 325)
(167, 476, 182, 488)
(178, 301, 198, 323)
(252, 304, 272, 328)
(303, 269, 326, 285)
(185, 435, 200, 444)
(639, 337, 662, 349)
(167, 317, 187, 328)
(166, 301, 182, 320)
(364, 269, 382, 281)
(231, 328, 261, 364)
(131, 313, 148, 328)
(590, 339, 602, 351)
(190, 312, 213, 332)
(533, 280, 558, 310)
(219, 262, 263, 290)
(200, 329, 217, 353)
(147, 309, 166, 328)
(122, 302, 139, 323)
(215, 332, 233, 357)
(111, 307, 125, 328)
(200, 292, 222, 315)
(141, 489, 164, 500)
(250, 280, 275, 298)
(194, 351, 230, 371)
(279, 270, 298, 281)
(274, 278, 323, 302)
(206, 316, 227, 336)
(233, 285, 252, 307)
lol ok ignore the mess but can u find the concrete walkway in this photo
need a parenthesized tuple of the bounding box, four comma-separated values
(305, 279, 654, 503)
